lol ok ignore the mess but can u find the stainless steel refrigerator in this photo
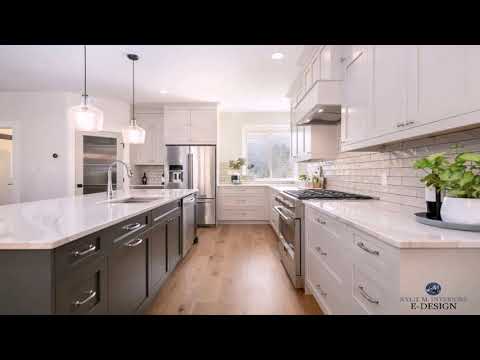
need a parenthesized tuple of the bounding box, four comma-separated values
(165, 145, 216, 226)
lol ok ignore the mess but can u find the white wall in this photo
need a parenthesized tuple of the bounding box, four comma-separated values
(218, 111, 290, 163)
(0, 92, 130, 202)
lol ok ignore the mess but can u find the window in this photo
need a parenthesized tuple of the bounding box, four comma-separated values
(242, 125, 294, 180)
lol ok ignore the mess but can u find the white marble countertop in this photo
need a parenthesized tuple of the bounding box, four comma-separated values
(218, 183, 300, 192)
(0, 189, 197, 250)
(130, 184, 165, 188)
(305, 200, 480, 249)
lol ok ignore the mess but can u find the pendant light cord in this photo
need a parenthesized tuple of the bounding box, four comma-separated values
(83, 45, 87, 98)
(132, 57, 135, 121)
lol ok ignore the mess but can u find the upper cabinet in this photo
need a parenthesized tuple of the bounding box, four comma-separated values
(340, 45, 480, 152)
(164, 106, 217, 145)
(130, 113, 164, 165)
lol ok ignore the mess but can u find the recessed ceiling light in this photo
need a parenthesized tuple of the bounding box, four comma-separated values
(271, 52, 284, 60)
(160, 90, 168, 94)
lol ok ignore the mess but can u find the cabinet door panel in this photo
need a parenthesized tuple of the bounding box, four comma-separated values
(343, 46, 372, 144)
(414, 45, 466, 123)
(109, 232, 148, 314)
(465, 46, 480, 112)
(149, 222, 167, 292)
(190, 110, 217, 143)
(164, 110, 190, 144)
(167, 214, 181, 272)
(372, 46, 407, 136)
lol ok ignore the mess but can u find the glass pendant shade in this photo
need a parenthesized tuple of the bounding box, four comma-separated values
(70, 96, 104, 131)
(122, 120, 145, 144)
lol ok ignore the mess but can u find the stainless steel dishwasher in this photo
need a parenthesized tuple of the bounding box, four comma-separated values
(182, 194, 197, 257)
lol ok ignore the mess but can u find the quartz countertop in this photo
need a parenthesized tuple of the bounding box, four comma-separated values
(218, 183, 300, 192)
(0, 189, 197, 250)
(305, 200, 480, 249)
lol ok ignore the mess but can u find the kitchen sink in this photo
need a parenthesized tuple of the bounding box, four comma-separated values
(107, 196, 163, 204)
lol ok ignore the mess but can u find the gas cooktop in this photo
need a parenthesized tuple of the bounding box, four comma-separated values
(284, 189, 374, 200)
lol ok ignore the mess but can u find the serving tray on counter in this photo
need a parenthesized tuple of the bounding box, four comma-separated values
(415, 212, 480, 232)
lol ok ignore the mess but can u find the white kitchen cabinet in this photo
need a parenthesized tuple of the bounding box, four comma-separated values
(217, 186, 268, 222)
(164, 107, 217, 145)
(341, 45, 480, 152)
(319, 45, 346, 81)
(371, 45, 408, 137)
(130, 114, 164, 165)
(410, 45, 466, 126)
(341, 46, 372, 145)
(190, 110, 217, 144)
(163, 109, 191, 144)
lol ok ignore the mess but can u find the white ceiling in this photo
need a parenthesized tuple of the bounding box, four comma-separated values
(0, 45, 304, 112)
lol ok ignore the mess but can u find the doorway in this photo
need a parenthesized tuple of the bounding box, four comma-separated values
(0, 128, 16, 205)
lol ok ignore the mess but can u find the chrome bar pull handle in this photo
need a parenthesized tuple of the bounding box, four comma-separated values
(72, 244, 96, 257)
(357, 241, 379, 256)
(125, 238, 144, 247)
(358, 285, 379, 305)
(122, 223, 142, 231)
(73, 290, 97, 307)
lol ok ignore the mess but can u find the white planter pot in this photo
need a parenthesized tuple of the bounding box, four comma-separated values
(440, 197, 480, 225)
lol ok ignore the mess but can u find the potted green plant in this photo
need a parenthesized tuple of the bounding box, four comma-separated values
(228, 158, 254, 184)
(298, 174, 310, 188)
(414, 148, 480, 224)
(413, 152, 449, 220)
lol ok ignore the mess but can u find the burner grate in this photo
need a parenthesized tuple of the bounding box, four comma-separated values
(284, 189, 373, 200)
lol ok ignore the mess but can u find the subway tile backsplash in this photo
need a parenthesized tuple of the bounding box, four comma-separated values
(299, 127, 480, 209)
(132, 165, 164, 185)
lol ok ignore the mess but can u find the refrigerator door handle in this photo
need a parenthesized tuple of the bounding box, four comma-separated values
(188, 152, 194, 189)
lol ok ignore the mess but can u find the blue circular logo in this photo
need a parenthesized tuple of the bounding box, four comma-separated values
(425, 282, 442, 296)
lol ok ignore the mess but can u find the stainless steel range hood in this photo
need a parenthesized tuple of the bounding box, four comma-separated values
(295, 80, 343, 126)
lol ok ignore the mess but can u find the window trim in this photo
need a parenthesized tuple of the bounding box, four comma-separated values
(241, 124, 293, 181)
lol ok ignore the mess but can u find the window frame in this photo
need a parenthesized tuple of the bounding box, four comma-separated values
(241, 124, 294, 182)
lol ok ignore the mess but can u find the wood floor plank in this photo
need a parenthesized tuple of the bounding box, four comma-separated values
(146, 224, 322, 315)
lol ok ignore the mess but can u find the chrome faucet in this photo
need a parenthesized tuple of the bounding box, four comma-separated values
(107, 160, 133, 200)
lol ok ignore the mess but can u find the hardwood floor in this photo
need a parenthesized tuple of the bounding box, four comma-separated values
(146, 224, 322, 315)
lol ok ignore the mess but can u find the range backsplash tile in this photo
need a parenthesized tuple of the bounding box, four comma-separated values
(299, 127, 480, 209)
(132, 165, 164, 185)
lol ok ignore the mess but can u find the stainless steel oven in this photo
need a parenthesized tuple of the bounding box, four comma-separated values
(274, 194, 303, 288)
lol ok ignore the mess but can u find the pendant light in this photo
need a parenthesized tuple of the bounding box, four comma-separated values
(70, 45, 104, 131)
(122, 53, 145, 144)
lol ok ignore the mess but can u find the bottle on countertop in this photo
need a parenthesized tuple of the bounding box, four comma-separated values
(142, 172, 148, 185)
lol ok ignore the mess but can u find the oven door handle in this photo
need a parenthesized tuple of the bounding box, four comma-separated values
(275, 196, 294, 209)
(274, 206, 294, 224)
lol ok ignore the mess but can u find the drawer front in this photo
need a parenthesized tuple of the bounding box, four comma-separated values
(219, 207, 266, 220)
(220, 195, 266, 207)
(106, 212, 150, 245)
(151, 200, 181, 224)
(306, 220, 350, 289)
(55, 256, 107, 315)
(306, 206, 348, 244)
(306, 248, 348, 315)
(219, 186, 266, 197)
(55, 231, 105, 279)
(351, 228, 397, 277)
(352, 264, 397, 315)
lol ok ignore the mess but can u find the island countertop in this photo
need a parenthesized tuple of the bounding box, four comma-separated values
(0, 189, 197, 250)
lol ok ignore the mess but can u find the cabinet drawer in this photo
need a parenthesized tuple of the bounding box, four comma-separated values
(55, 256, 107, 315)
(151, 201, 181, 225)
(219, 207, 266, 221)
(306, 206, 348, 245)
(351, 228, 397, 276)
(352, 264, 397, 315)
(306, 217, 350, 286)
(219, 186, 266, 196)
(55, 231, 105, 279)
(220, 195, 266, 207)
(306, 248, 348, 315)
(106, 212, 150, 245)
